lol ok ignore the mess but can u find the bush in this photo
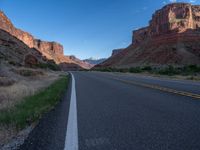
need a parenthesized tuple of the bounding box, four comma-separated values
(47, 63, 61, 71)
(183, 65, 200, 74)
(157, 65, 180, 75)
(118, 68, 128, 73)
(142, 66, 152, 71)
(36, 62, 61, 71)
(94, 65, 200, 76)
(129, 67, 143, 73)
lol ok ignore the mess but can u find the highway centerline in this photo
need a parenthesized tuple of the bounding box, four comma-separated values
(111, 77, 200, 99)
(64, 73, 79, 150)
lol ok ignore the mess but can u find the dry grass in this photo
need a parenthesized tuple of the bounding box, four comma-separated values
(0, 76, 68, 148)
(0, 77, 15, 86)
(11, 68, 44, 77)
(0, 79, 56, 110)
(0, 65, 66, 110)
(0, 64, 67, 147)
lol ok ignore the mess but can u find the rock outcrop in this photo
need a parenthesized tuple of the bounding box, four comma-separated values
(0, 11, 91, 70)
(0, 29, 44, 66)
(97, 3, 200, 68)
(34, 40, 63, 55)
(112, 49, 124, 56)
(24, 54, 39, 67)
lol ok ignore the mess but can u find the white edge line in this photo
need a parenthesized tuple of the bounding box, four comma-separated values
(64, 72, 79, 150)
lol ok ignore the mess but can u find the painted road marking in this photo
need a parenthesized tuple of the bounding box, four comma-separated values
(64, 73, 79, 150)
(113, 78, 200, 99)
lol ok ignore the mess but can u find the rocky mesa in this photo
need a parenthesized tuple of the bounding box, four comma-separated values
(97, 3, 200, 68)
(0, 11, 92, 70)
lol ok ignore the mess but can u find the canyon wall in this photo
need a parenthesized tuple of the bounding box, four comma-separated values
(0, 11, 63, 56)
(133, 3, 200, 44)
(97, 3, 200, 68)
(0, 11, 92, 69)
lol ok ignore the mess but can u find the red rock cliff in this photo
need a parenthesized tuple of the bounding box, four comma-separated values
(0, 11, 92, 69)
(34, 40, 63, 56)
(133, 3, 200, 44)
(97, 3, 200, 68)
(0, 11, 63, 56)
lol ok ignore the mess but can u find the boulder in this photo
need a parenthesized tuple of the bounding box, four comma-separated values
(24, 54, 38, 67)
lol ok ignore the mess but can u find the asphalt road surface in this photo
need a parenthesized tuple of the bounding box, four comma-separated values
(19, 71, 200, 150)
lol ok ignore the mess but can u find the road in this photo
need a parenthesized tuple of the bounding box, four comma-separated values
(19, 71, 200, 150)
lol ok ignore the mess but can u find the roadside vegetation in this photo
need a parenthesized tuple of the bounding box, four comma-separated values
(11, 68, 44, 77)
(0, 63, 68, 147)
(0, 75, 69, 129)
(8, 58, 61, 71)
(93, 65, 200, 80)
(35, 62, 61, 71)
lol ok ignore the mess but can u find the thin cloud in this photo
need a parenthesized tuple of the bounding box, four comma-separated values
(169, 0, 177, 2)
(168, 0, 198, 3)
(190, 0, 197, 3)
(163, 1, 167, 4)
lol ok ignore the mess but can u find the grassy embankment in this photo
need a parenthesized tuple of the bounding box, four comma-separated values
(94, 65, 200, 80)
(0, 75, 69, 129)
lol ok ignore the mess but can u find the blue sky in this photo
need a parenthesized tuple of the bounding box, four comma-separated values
(0, 0, 199, 59)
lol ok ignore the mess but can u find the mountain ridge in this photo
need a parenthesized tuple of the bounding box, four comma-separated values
(83, 58, 107, 65)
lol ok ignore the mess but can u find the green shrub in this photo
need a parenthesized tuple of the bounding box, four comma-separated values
(183, 65, 200, 74)
(94, 65, 200, 76)
(36, 62, 61, 71)
(129, 67, 143, 73)
(157, 65, 180, 75)
(142, 66, 152, 71)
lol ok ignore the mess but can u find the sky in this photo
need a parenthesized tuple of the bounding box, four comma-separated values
(0, 0, 200, 59)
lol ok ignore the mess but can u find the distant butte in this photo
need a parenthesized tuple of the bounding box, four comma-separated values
(97, 3, 200, 68)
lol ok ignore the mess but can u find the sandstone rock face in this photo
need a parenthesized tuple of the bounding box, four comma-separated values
(34, 40, 63, 55)
(133, 27, 149, 44)
(0, 11, 63, 57)
(133, 3, 200, 44)
(0, 11, 92, 70)
(0, 12, 35, 47)
(112, 49, 124, 56)
(97, 3, 200, 68)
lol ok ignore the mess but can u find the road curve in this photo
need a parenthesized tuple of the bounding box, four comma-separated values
(19, 71, 200, 150)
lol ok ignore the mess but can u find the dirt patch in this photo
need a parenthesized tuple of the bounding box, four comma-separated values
(0, 125, 18, 148)
(0, 124, 35, 150)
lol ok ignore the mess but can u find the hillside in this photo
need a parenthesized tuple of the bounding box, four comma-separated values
(0, 29, 46, 66)
(96, 3, 200, 68)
